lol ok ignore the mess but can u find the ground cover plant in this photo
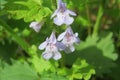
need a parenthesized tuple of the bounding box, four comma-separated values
(0, 0, 120, 80)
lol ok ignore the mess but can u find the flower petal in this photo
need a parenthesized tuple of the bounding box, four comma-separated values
(75, 37, 80, 44)
(56, 42, 66, 50)
(33, 25, 41, 32)
(53, 51, 61, 60)
(64, 45, 75, 53)
(67, 9, 76, 16)
(42, 51, 53, 60)
(66, 26, 74, 35)
(58, 0, 62, 9)
(49, 32, 57, 44)
(38, 41, 47, 50)
(64, 15, 74, 25)
(57, 32, 66, 41)
(54, 15, 64, 26)
(74, 33, 80, 44)
(69, 45, 75, 52)
(75, 33, 78, 37)
(64, 47, 72, 53)
(29, 22, 38, 28)
(29, 21, 41, 32)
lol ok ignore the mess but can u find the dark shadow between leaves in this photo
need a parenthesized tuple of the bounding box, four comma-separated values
(65, 46, 116, 76)
(0, 40, 17, 62)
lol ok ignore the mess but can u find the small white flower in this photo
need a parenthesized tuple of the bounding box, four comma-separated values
(29, 21, 43, 32)
(58, 26, 80, 53)
(39, 32, 66, 60)
(51, 0, 76, 26)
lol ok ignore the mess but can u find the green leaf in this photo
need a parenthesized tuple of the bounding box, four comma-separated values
(97, 32, 118, 60)
(41, 73, 68, 80)
(57, 67, 69, 76)
(77, 32, 118, 60)
(73, 73, 82, 79)
(65, 32, 118, 77)
(0, 60, 3, 71)
(72, 59, 95, 80)
(24, 6, 39, 22)
(35, 7, 52, 21)
(0, 60, 39, 80)
(28, 45, 37, 56)
(30, 56, 53, 73)
(110, 58, 120, 80)
(33, 0, 43, 5)
(75, 32, 118, 76)
(4, 0, 52, 22)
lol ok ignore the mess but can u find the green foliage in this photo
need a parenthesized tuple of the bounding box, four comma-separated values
(0, 60, 39, 80)
(4, 0, 52, 22)
(109, 58, 120, 80)
(0, 40, 17, 61)
(30, 56, 53, 73)
(0, 0, 120, 80)
(40, 72, 68, 80)
(79, 32, 118, 60)
(0, 0, 7, 10)
(72, 59, 95, 80)
(76, 32, 118, 76)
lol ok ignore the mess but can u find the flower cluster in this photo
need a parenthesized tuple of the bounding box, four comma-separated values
(58, 26, 80, 53)
(30, 0, 80, 60)
(39, 32, 66, 60)
(51, 0, 76, 26)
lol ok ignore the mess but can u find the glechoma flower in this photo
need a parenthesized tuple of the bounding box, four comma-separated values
(51, 0, 76, 26)
(58, 26, 80, 53)
(29, 21, 43, 32)
(39, 32, 66, 60)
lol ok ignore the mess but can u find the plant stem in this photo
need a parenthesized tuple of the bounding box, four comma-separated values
(85, 1, 91, 35)
(0, 19, 31, 56)
(93, 5, 103, 35)
(59, 52, 65, 67)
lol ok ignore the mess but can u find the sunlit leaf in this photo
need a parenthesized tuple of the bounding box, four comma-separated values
(41, 72, 68, 80)
(30, 56, 54, 73)
(0, 60, 39, 80)
(4, 0, 52, 22)
(72, 59, 95, 80)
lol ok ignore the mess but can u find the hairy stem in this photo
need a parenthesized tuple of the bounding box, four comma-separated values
(85, 1, 91, 35)
(93, 5, 103, 35)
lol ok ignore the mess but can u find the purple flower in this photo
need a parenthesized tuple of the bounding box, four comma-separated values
(51, 0, 76, 26)
(58, 26, 80, 53)
(29, 21, 43, 32)
(39, 32, 66, 60)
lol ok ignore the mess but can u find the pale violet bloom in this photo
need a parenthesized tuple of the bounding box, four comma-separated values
(58, 26, 80, 53)
(29, 21, 43, 32)
(51, 0, 76, 26)
(39, 32, 66, 60)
